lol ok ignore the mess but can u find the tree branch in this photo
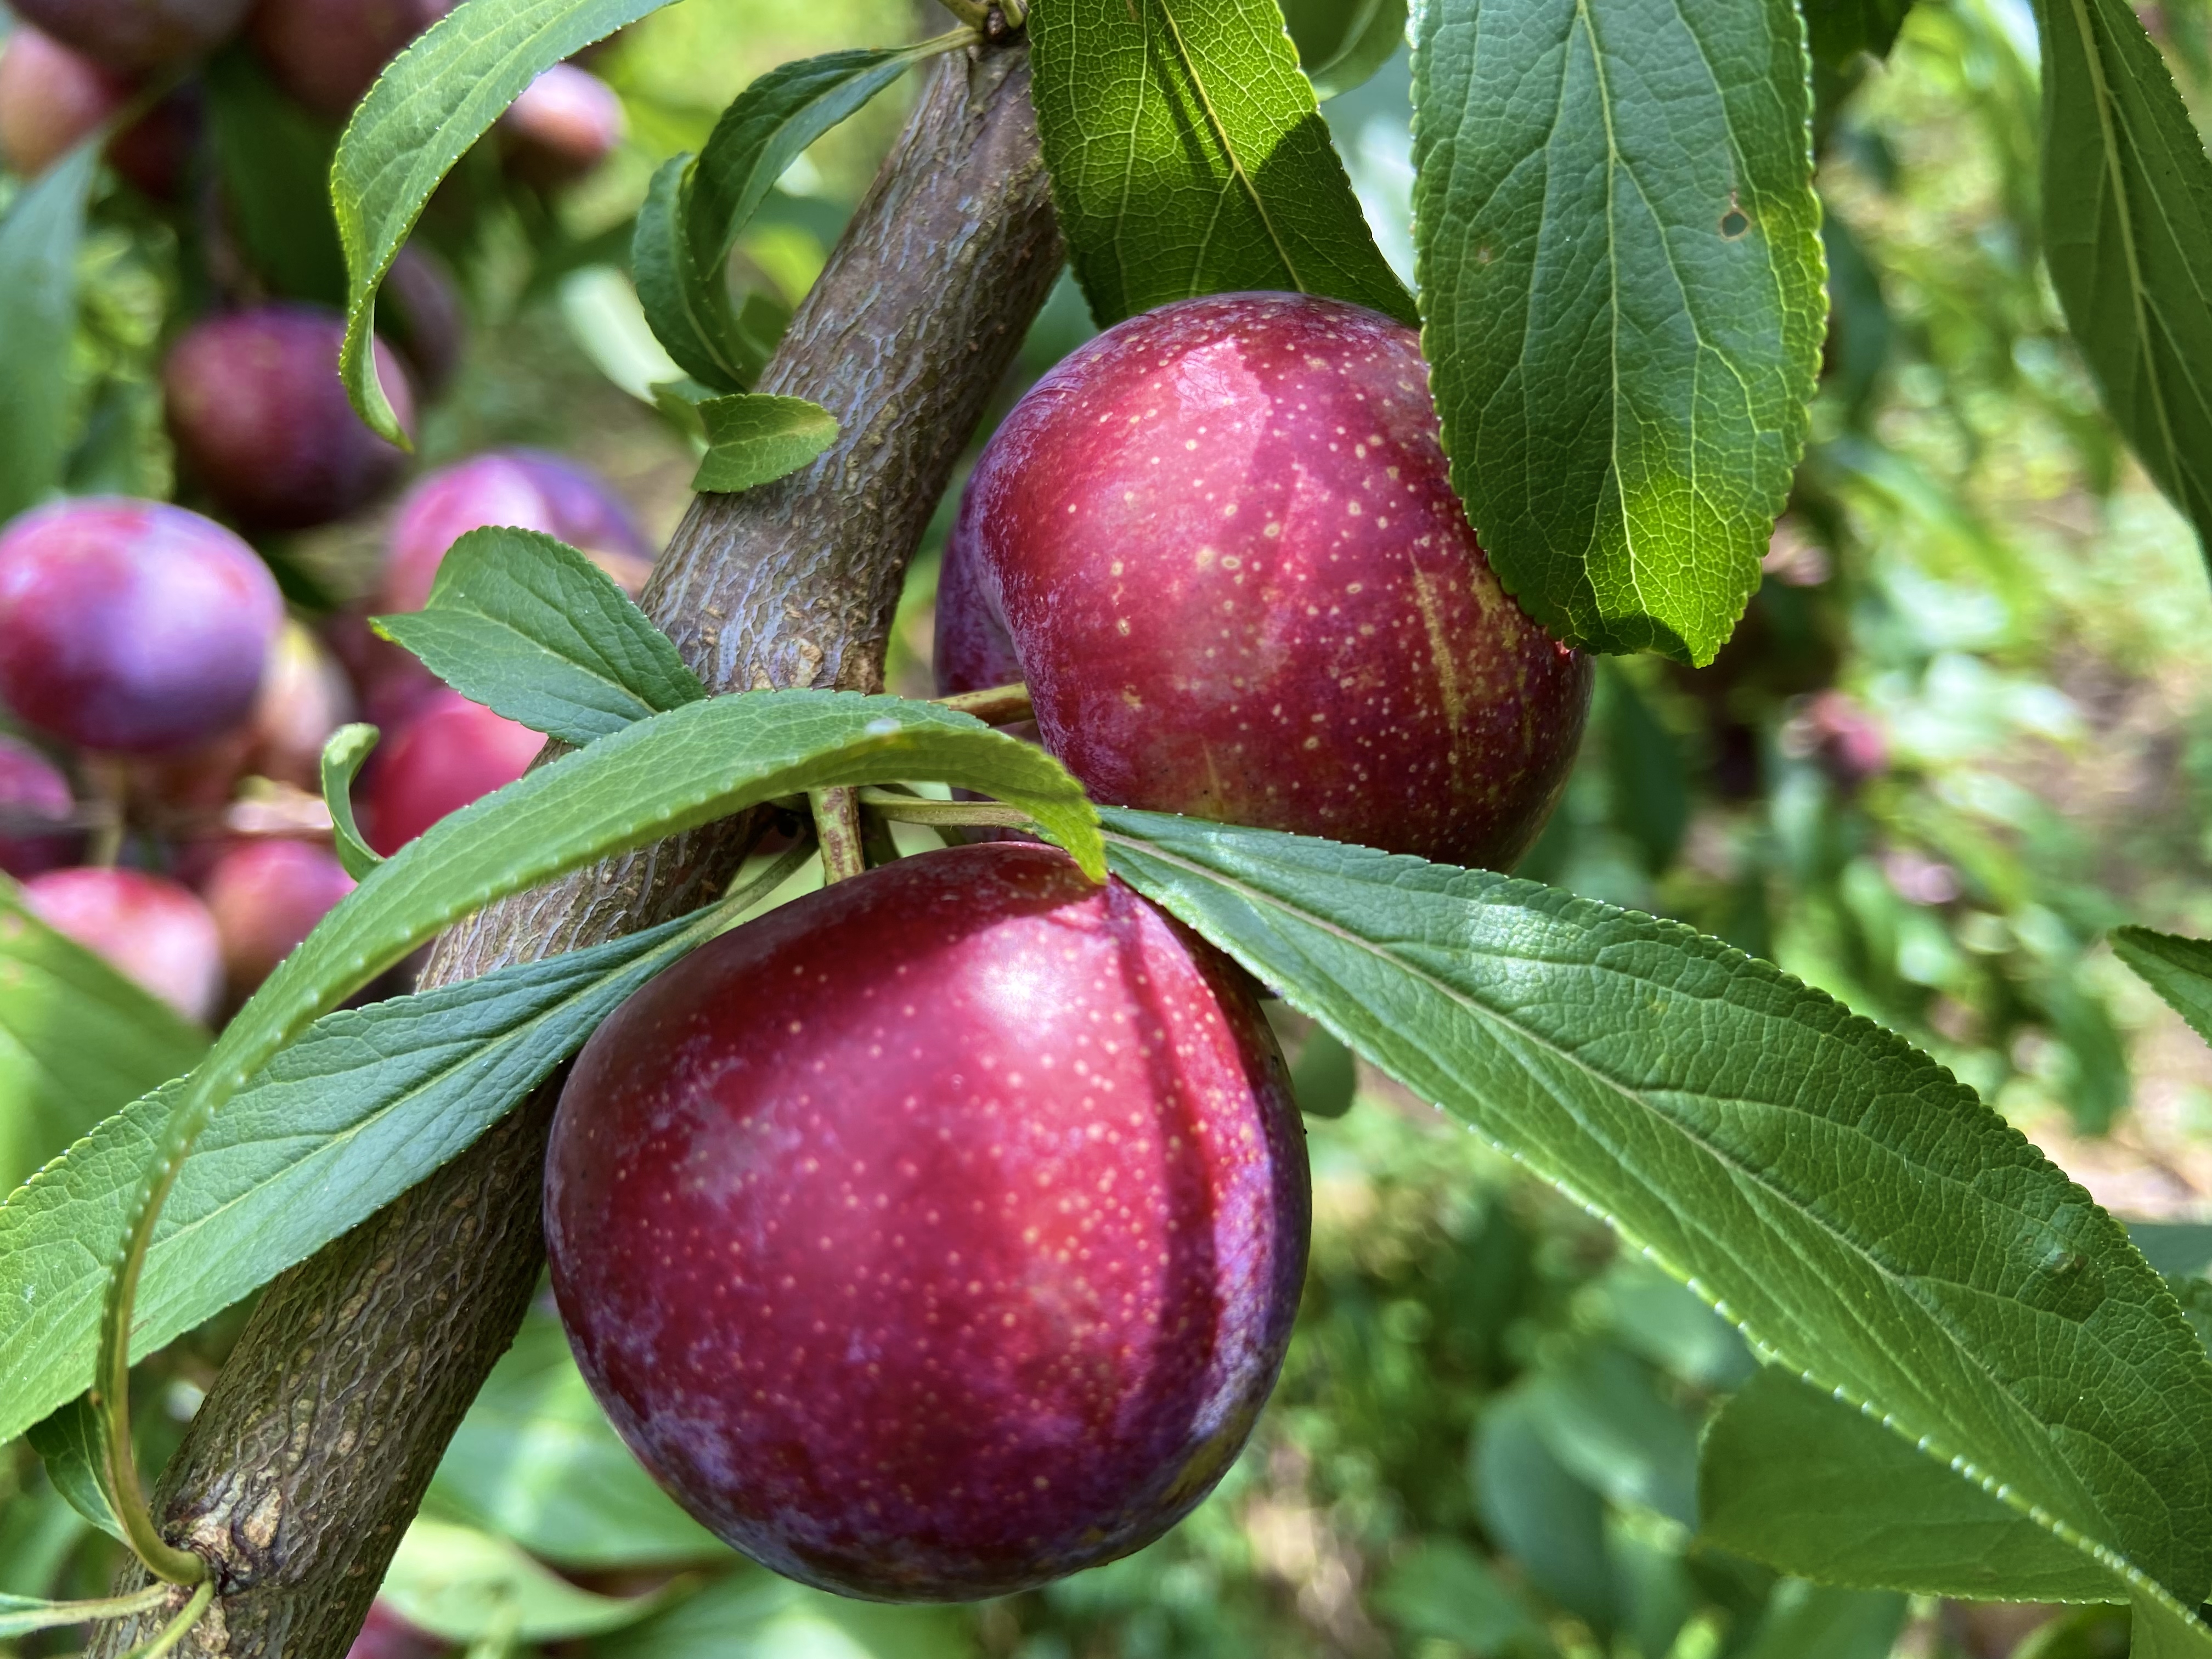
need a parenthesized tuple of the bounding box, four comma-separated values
(91, 39, 1061, 1658)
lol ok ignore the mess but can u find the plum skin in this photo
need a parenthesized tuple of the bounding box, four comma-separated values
(0, 736, 79, 878)
(201, 838, 355, 994)
(362, 690, 543, 855)
(381, 449, 651, 613)
(23, 867, 222, 1023)
(936, 291, 1592, 871)
(8, 0, 251, 71)
(0, 499, 282, 755)
(545, 842, 1310, 1601)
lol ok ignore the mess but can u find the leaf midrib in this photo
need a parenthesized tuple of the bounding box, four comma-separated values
(1102, 828, 2181, 1599)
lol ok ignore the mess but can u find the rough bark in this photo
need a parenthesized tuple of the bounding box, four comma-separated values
(92, 38, 1061, 1659)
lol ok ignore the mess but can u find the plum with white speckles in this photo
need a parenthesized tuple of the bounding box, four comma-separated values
(545, 842, 1309, 1600)
(937, 292, 1592, 870)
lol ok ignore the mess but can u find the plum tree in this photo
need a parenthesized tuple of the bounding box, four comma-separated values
(0, 498, 281, 755)
(164, 305, 415, 532)
(381, 450, 651, 613)
(22, 866, 222, 1022)
(7, 0, 250, 71)
(200, 838, 355, 996)
(545, 840, 1310, 1601)
(498, 64, 624, 187)
(936, 292, 1592, 871)
(247, 0, 453, 120)
(362, 689, 544, 854)
(0, 736, 80, 878)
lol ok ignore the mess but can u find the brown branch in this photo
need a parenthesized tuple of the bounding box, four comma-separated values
(91, 39, 1061, 1659)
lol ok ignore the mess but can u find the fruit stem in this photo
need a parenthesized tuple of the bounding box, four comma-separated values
(935, 682, 1034, 726)
(855, 787, 1036, 831)
(82, 758, 129, 868)
(810, 788, 867, 883)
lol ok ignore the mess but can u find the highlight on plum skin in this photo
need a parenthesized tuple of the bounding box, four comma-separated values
(23, 866, 223, 1024)
(936, 290, 1593, 872)
(0, 498, 283, 757)
(545, 840, 1311, 1602)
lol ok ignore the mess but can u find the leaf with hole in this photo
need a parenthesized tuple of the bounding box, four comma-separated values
(333, 0, 684, 442)
(1030, 0, 1416, 328)
(1097, 808, 2212, 1617)
(692, 395, 840, 495)
(1409, 0, 1825, 661)
(374, 528, 705, 746)
(2033, 0, 2212, 558)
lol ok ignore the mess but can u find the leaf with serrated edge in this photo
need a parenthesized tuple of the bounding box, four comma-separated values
(320, 723, 383, 880)
(0, 143, 97, 522)
(334, 0, 681, 442)
(633, 155, 760, 392)
(1030, 0, 1416, 328)
(2114, 928, 2212, 1049)
(373, 528, 704, 746)
(692, 395, 840, 495)
(24, 1396, 123, 1542)
(1096, 808, 2212, 1612)
(0, 880, 208, 1196)
(0, 904, 722, 1448)
(2034, 0, 2212, 557)
(1410, 0, 1825, 661)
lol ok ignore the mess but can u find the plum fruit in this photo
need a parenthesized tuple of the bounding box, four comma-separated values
(9, 0, 251, 71)
(0, 26, 130, 177)
(201, 838, 354, 994)
(499, 64, 624, 188)
(935, 291, 1592, 871)
(0, 498, 282, 755)
(247, 0, 453, 120)
(545, 840, 1310, 1601)
(165, 304, 415, 532)
(0, 736, 80, 878)
(362, 690, 541, 854)
(381, 449, 652, 613)
(24, 866, 222, 1023)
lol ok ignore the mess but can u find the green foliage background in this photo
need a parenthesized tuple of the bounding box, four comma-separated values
(5, 0, 2212, 1653)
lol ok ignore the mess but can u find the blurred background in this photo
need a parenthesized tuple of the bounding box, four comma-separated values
(2, 0, 2210, 1654)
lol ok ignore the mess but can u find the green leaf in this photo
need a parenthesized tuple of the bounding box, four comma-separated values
(0, 142, 98, 523)
(1371, 1539, 1543, 1651)
(2033, 0, 2212, 558)
(691, 394, 839, 495)
(205, 45, 347, 306)
(1601, 665, 1688, 874)
(0, 1586, 171, 1640)
(1285, 0, 1409, 99)
(0, 882, 209, 1195)
(1409, 0, 1826, 662)
(1096, 809, 2212, 1614)
(320, 723, 385, 881)
(1801, 0, 1914, 70)
(1471, 1390, 1616, 1630)
(1029, 0, 1417, 328)
(1520, 1345, 1699, 1527)
(428, 1308, 725, 1567)
(373, 528, 704, 746)
(2114, 927, 2212, 1048)
(0, 902, 725, 1449)
(383, 1519, 676, 1643)
(1734, 1580, 1909, 1659)
(634, 42, 945, 392)
(1289, 1025, 1357, 1118)
(1700, 1367, 2122, 1600)
(333, 0, 682, 443)
(24, 1396, 123, 1542)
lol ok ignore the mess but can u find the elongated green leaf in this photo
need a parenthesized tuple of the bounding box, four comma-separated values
(1284, 0, 1409, 99)
(0, 142, 98, 523)
(0, 1586, 170, 1640)
(691, 394, 839, 494)
(206, 45, 347, 306)
(1030, 0, 1416, 328)
(633, 43, 945, 392)
(24, 1397, 123, 1542)
(1735, 1581, 1909, 1659)
(2034, 0, 2212, 556)
(320, 723, 383, 880)
(334, 0, 681, 442)
(1289, 1025, 1356, 1117)
(374, 528, 704, 746)
(1409, 0, 1825, 662)
(383, 1520, 675, 1642)
(0, 904, 723, 1448)
(2114, 927, 2212, 1048)
(1801, 0, 1913, 70)
(0, 883, 208, 1196)
(429, 1309, 725, 1567)
(1701, 1367, 2121, 1600)
(1097, 809, 2212, 1614)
